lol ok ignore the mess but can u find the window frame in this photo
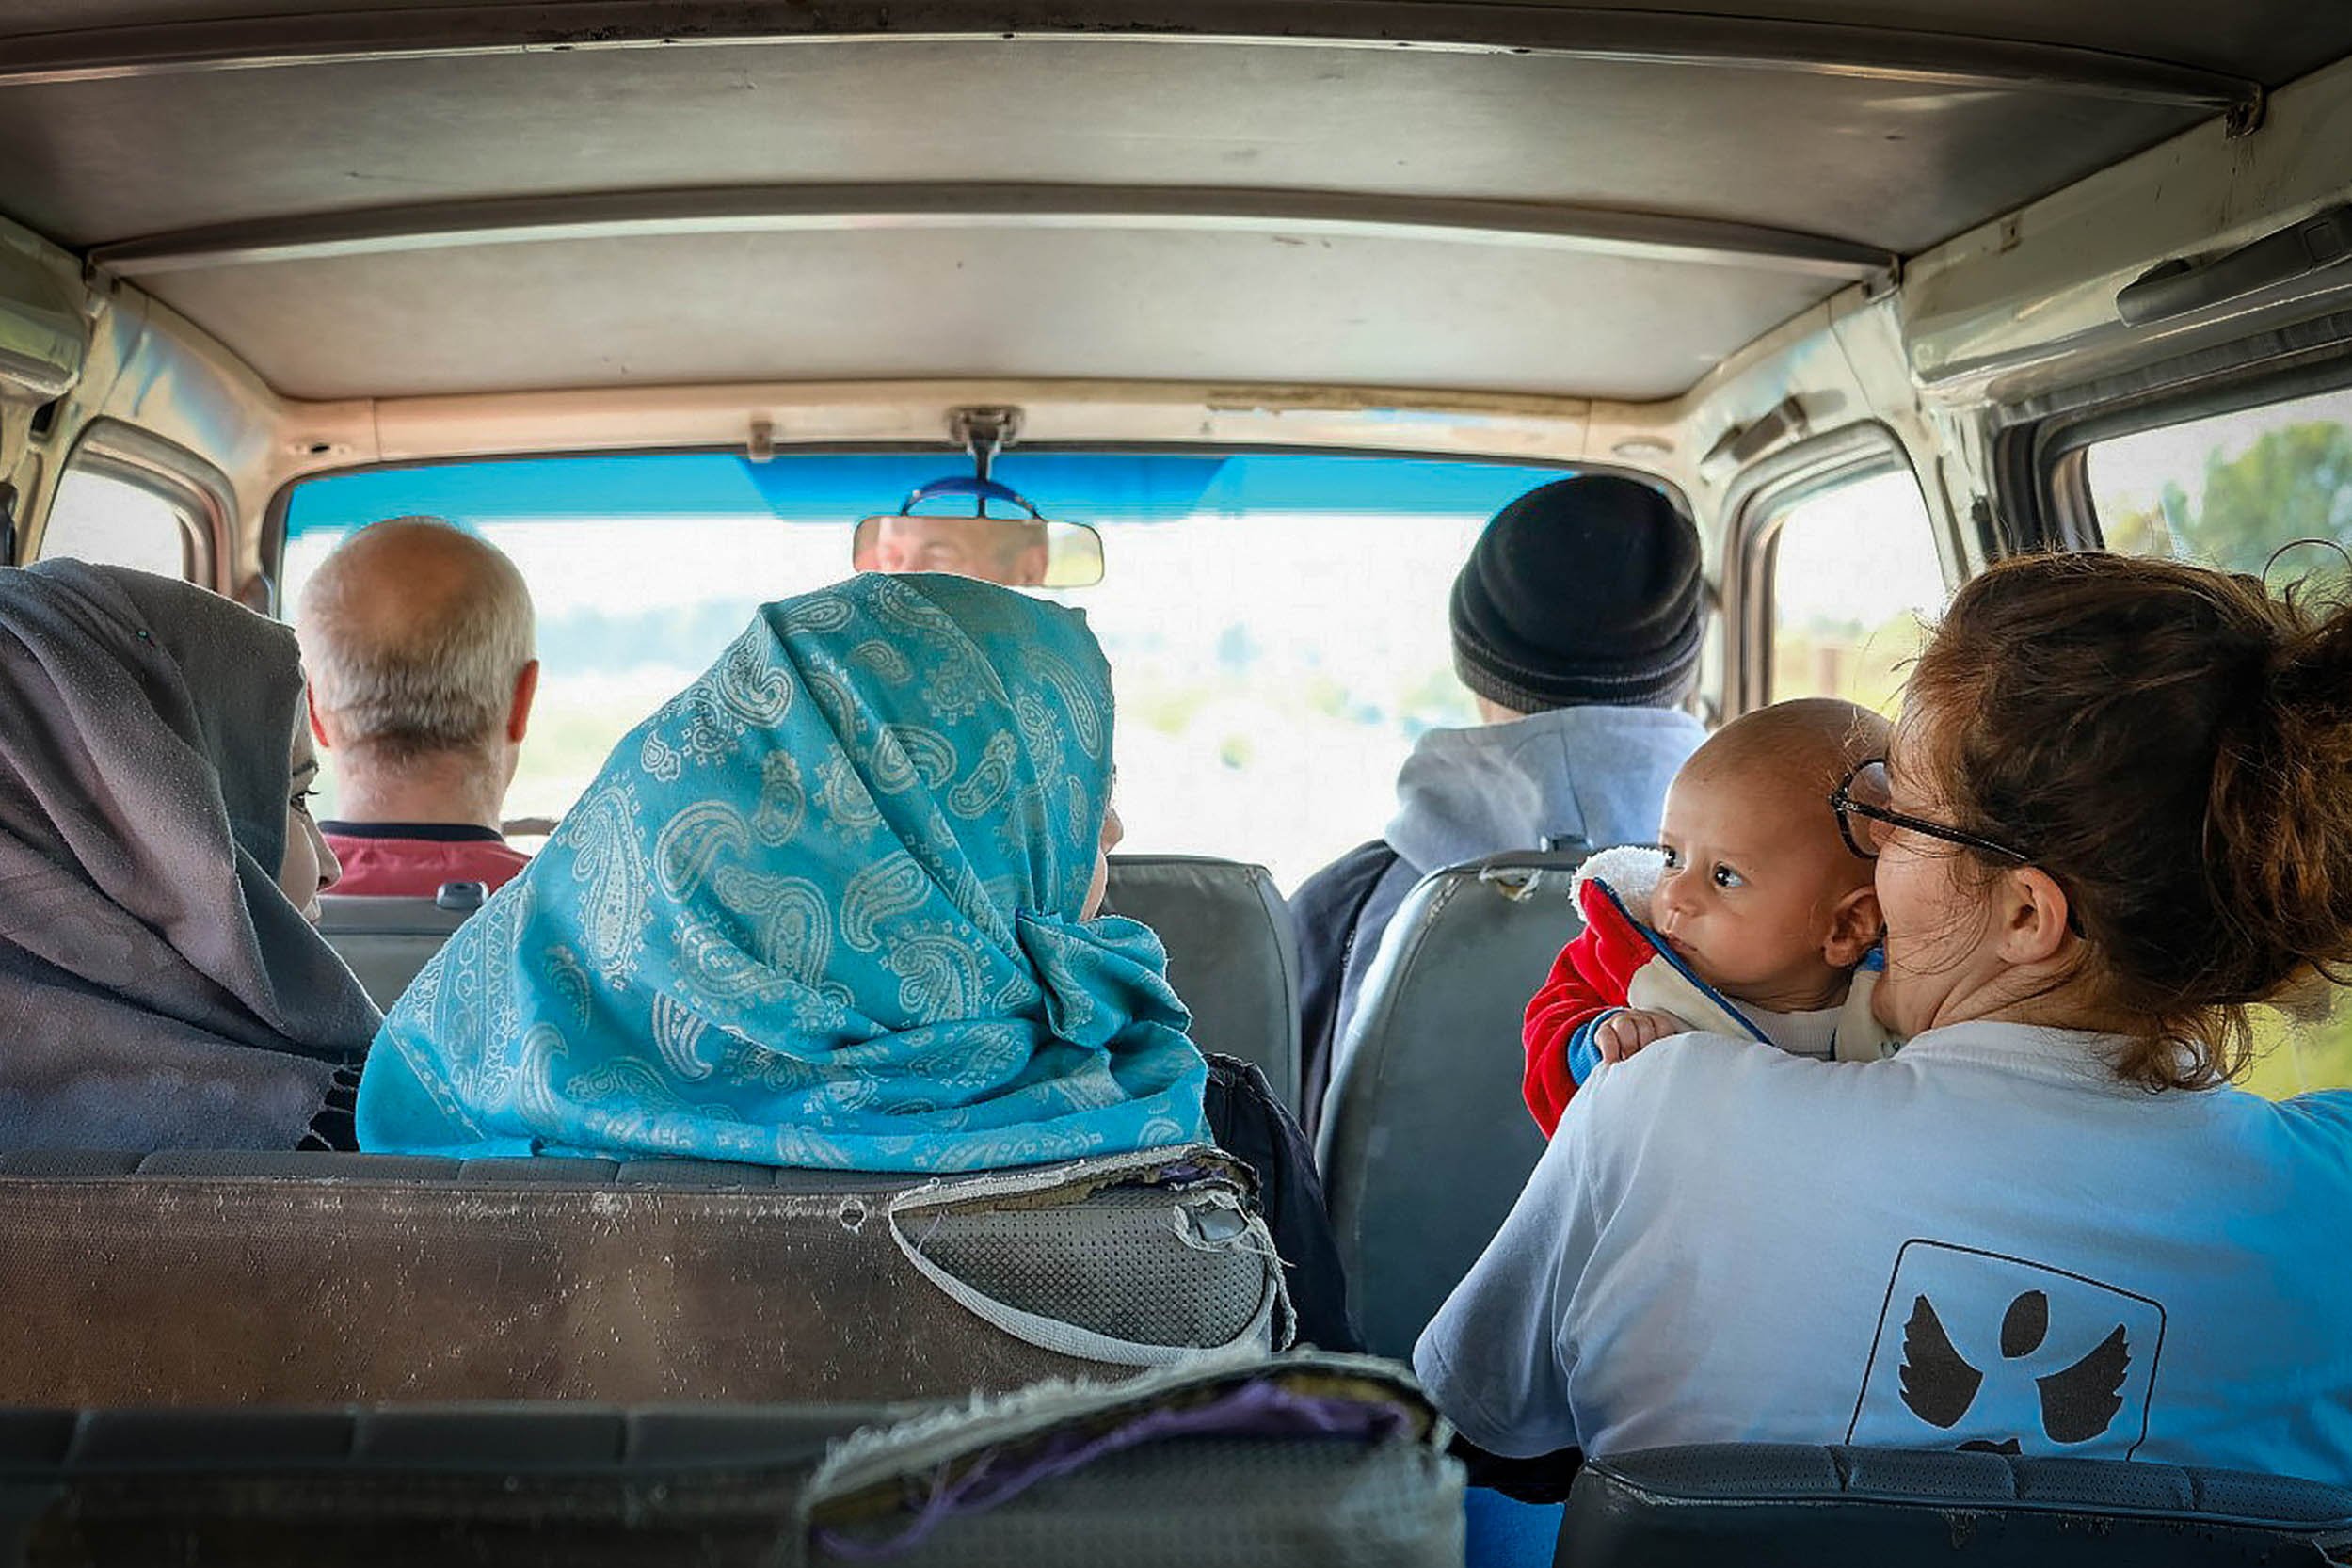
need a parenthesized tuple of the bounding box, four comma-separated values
(1722, 423, 1939, 717)
(39, 420, 234, 588)
(265, 441, 1690, 885)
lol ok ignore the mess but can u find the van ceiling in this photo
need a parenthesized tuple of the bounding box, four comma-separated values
(1, 2, 2346, 404)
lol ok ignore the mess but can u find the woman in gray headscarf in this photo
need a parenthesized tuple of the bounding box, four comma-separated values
(0, 560, 380, 1149)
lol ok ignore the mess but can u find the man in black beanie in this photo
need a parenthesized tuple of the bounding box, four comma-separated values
(1291, 474, 1708, 1135)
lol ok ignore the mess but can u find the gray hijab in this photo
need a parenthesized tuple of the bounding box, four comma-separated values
(0, 560, 379, 1149)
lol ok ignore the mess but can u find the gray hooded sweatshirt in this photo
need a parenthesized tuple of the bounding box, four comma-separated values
(1381, 706, 1705, 876)
(1291, 704, 1704, 1133)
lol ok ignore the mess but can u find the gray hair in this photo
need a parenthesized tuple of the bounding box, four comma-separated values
(296, 517, 536, 765)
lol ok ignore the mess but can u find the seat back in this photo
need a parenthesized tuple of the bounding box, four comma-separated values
(0, 1403, 877, 1568)
(1317, 852, 1583, 1358)
(0, 1146, 1283, 1407)
(1560, 1445, 2352, 1566)
(1099, 855, 1302, 1109)
(316, 890, 473, 1008)
(0, 1356, 1460, 1566)
(321, 856, 1304, 1107)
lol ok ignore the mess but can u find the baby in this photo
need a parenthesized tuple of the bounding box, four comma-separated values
(1522, 696, 1896, 1136)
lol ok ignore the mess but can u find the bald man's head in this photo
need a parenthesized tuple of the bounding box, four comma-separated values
(296, 518, 536, 768)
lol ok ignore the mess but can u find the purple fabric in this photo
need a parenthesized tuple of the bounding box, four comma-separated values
(0, 562, 379, 1149)
(817, 1380, 1412, 1559)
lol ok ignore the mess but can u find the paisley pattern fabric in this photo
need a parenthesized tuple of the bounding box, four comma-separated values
(356, 572, 1209, 1171)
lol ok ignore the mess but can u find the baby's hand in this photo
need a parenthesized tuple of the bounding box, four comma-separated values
(1594, 1008, 1689, 1064)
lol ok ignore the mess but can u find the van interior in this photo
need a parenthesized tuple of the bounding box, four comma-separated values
(3, 1, 2351, 1560)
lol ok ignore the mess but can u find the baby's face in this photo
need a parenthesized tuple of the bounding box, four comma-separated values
(1652, 763, 1876, 1013)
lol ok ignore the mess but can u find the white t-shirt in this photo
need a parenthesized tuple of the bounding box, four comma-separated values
(1414, 1021, 2352, 1484)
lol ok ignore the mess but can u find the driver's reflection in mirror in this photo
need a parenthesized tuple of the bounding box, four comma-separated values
(859, 516, 1051, 586)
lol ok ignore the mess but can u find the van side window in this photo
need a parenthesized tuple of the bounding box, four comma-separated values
(2085, 382, 2352, 1096)
(1766, 468, 1946, 710)
(2087, 386, 2351, 578)
(39, 469, 198, 580)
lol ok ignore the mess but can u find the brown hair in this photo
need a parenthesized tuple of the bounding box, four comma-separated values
(1908, 552, 2352, 1089)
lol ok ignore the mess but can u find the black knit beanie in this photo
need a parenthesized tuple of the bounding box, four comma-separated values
(1449, 475, 1704, 712)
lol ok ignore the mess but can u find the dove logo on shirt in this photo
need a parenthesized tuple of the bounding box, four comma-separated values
(1847, 1240, 2167, 1458)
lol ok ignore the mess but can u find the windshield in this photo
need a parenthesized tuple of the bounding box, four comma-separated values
(280, 450, 1599, 890)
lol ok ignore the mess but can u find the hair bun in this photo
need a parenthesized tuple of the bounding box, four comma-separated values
(2273, 579, 2352, 707)
(2205, 575, 2352, 1003)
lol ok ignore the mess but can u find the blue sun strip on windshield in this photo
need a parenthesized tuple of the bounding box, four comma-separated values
(284, 452, 1584, 535)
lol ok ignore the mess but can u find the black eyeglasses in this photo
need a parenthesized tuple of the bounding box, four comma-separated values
(1828, 759, 2034, 865)
(1831, 759, 2085, 936)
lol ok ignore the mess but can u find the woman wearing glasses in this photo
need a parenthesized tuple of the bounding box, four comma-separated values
(1416, 552, 2352, 1494)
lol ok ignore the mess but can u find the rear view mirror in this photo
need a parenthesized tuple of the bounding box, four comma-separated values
(850, 477, 1106, 589)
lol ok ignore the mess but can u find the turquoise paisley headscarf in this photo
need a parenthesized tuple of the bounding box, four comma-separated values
(355, 572, 1209, 1170)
